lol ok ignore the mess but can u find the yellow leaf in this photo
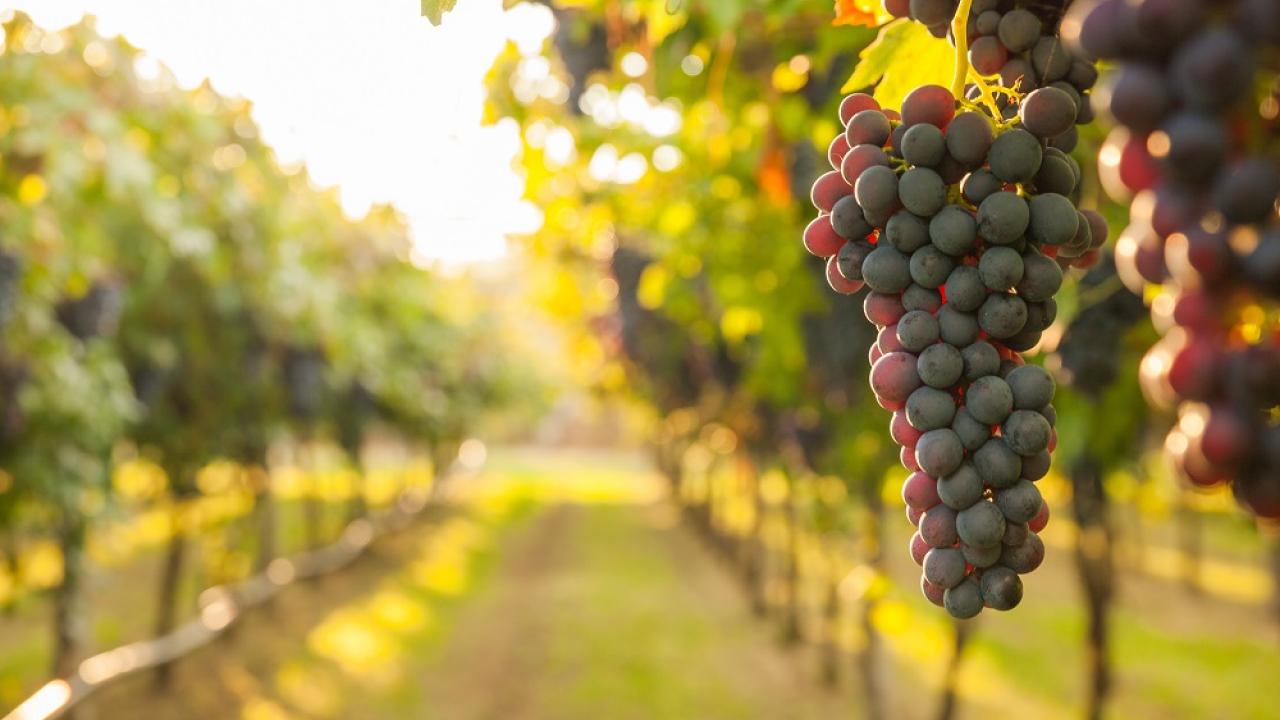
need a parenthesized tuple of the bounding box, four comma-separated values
(834, 0, 892, 27)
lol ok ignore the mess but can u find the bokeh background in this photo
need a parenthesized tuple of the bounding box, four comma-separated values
(0, 2, 1277, 719)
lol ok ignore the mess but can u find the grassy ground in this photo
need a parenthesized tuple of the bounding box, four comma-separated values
(8, 446, 1280, 719)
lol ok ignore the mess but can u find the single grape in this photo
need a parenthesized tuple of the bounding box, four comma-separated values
(811, 170, 852, 212)
(902, 469, 942, 509)
(899, 167, 948, 216)
(829, 133, 851, 169)
(827, 256, 865, 294)
(846, 109, 893, 147)
(1022, 299, 1057, 332)
(870, 351, 923, 403)
(1002, 521, 1029, 547)
(980, 565, 1024, 610)
(988, 128, 1043, 183)
(964, 541, 1003, 568)
(1000, 57, 1038, 92)
(1002, 410, 1052, 456)
(918, 342, 964, 388)
(1160, 112, 1228, 184)
(1068, 58, 1099, 90)
(1213, 158, 1280, 224)
(910, 245, 956, 287)
(1005, 364, 1055, 410)
(910, 531, 933, 568)
(839, 92, 881, 125)
(903, 283, 943, 313)
(952, 407, 992, 451)
(1016, 250, 1064, 301)
(1019, 87, 1077, 139)
(969, 35, 1009, 75)
(1022, 449, 1051, 481)
(930, 205, 977, 256)
(938, 304, 981, 346)
(897, 309, 941, 352)
(974, 437, 1023, 489)
(902, 84, 956, 128)
(837, 240, 874, 281)
(967, 375, 1013, 424)
(962, 169, 1002, 205)
(1030, 37, 1070, 84)
(831, 196, 873, 239)
(907, 385, 958, 431)
(979, 246, 1025, 291)
(1033, 153, 1077, 196)
(916, 428, 965, 478)
(803, 215, 844, 257)
(997, 8, 1041, 52)
(958, 499, 1006, 548)
(945, 111, 995, 168)
(1000, 532, 1045, 573)
(939, 462, 985, 510)
(841, 143, 892, 186)
(920, 503, 960, 547)
(1027, 193, 1079, 246)
(944, 577, 984, 619)
(1106, 64, 1171, 134)
(943, 265, 986, 313)
(855, 165, 901, 216)
(861, 245, 912, 293)
(925, 547, 968, 589)
(885, 211, 932, 253)
(1169, 28, 1255, 110)
(996, 479, 1044, 525)
(902, 123, 946, 167)
(976, 191, 1029, 245)
(978, 292, 1028, 339)
(961, 341, 1001, 381)
(975, 9, 1001, 35)
(864, 291, 907, 327)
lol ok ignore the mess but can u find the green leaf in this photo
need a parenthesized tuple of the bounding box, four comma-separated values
(839, 18, 954, 110)
(421, 0, 458, 25)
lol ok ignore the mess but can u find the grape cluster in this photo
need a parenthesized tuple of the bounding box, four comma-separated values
(886, 0, 1098, 158)
(1069, 0, 1280, 517)
(804, 82, 1102, 616)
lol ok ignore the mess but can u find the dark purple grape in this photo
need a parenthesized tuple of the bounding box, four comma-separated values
(997, 9, 1041, 53)
(974, 437, 1023, 489)
(967, 375, 1013, 424)
(945, 112, 995, 167)
(861, 245, 912, 293)
(980, 565, 1023, 610)
(977, 191, 1030, 245)
(846, 109, 892, 146)
(1019, 87, 1077, 139)
(989, 129, 1043, 183)
(944, 264, 986, 312)
(924, 547, 968, 589)
(943, 577, 983, 618)
(899, 167, 948, 216)
(939, 462, 984, 510)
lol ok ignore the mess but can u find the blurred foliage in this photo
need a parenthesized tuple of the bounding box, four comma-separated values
(0, 12, 541, 596)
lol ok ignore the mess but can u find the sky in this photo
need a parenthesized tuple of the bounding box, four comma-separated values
(5, 0, 553, 265)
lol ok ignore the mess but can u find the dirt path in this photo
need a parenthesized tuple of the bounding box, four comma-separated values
(78, 491, 859, 720)
(415, 501, 857, 720)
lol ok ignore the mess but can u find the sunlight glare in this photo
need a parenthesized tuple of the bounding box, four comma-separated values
(6, 0, 555, 266)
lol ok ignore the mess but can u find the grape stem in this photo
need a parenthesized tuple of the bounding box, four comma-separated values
(949, 0, 974, 99)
